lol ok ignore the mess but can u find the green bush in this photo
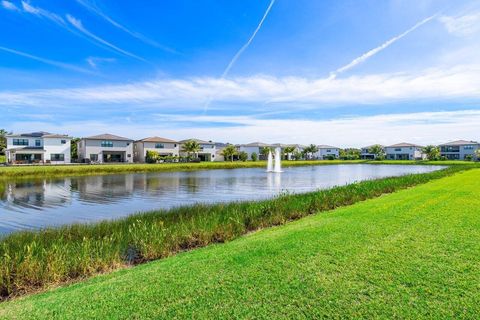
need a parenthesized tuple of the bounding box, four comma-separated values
(251, 152, 258, 162)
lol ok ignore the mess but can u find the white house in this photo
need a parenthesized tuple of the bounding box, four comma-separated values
(385, 143, 425, 160)
(238, 142, 272, 160)
(77, 134, 134, 163)
(133, 136, 179, 163)
(179, 139, 217, 161)
(5, 131, 72, 164)
(439, 140, 479, 160)
(360, 145, 385, 160)
(314, 145, 340, 160)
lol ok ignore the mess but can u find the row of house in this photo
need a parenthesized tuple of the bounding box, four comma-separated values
(360, 141, 480, 161)
(4, 132, 480, 164)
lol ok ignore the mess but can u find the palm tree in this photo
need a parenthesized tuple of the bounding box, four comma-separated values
(259, 146, 271, 160)
(302, 144, 318, 160)
(181, 140, 201, 160)
(283, 146, 296, 160)
(422, 145, 440, 161)
(475, 148, 480, 161)
(368, 144, 385, 160)
(221, 144, 237, 162)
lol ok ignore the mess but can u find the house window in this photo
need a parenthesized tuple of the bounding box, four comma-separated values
(51, 154, 65, 161)
(127, 154, 131, 158)
(174, 144, 177, 147)
(326, 149, 331, 152)
(90, 154, 98, 161)
(61, 140, 67, 144)
(35, 140, 41, 147)
(394, 148, 401, 152)
(101, 140, 113, 147)
(464, 145, 474, 150)
(155, 143, 164, 149)
(13, 139, 29, 146)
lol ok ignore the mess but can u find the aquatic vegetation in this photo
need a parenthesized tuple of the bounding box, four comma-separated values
(0, 164, 472, 300)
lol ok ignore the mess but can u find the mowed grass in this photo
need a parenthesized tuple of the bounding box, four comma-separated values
(0, 156, 5, 163)
(0, 169, 479, 319)
(0, 159, 475, 179)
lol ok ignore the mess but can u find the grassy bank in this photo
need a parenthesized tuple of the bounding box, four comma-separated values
(1, 168, 479, 318)
(0, 156, 5, 163)
(0, 159, 475, 180)
(0, 165, 472, 301)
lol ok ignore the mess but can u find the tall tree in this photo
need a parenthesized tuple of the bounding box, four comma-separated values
(369, 144, 385, 160)
(181, 140, 201, 160)
(0, 129, 10, 155)
(283, 146, 296, 160)
(302, 144, 318, 160)
(422, 145, 440, 161)
(340, 148, 361, 160)
(260, 146, 271, 159)
(221, 144, 237, 162)
(70, 138, 80, 161)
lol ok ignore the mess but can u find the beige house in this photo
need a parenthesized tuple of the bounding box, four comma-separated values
(77, 134, 134, 163)
(133, 136, 179, 163)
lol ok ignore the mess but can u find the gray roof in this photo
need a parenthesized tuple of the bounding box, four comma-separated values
(317, 145, 339, 149)
(7, 132, 70, 139)
(179, 138, 214, 145)
(137, 136, 177, 143)
(386, 142, 423, 148)
(240, 142, 272, 147)
(83, 133, 133, 141)
(361, 144, 384, 149)
(438, 140, 479, 146)
(6, 147, 45, 151)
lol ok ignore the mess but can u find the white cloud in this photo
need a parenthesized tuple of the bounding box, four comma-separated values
(439, 12, 480, 37)
(5, 110, 480, 146)
(21, 1, 66, 27)
(66, 14, 147, 62)
(0, 46, 96, 74)
(86, 56, 116, 68)
(75, 0, 174, 52)
(330, 14, 437, 79)
(0, 64, 479, 108)
(1, 0, 19, 11)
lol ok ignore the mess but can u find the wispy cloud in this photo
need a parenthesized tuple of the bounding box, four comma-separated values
(86, 56, 116, 68)
(66, 14, 147, 62)
(0, 46, 95, 74)
(439, 11, 480, 36)
(1, 0, 19, 11)
(21, 1, 66, 27)
(329, 14, 438, 79)
(204, 0, 275, 112)
(75, 0, 175, 53)
(4, 110, 480, 146)
(0, 64, 479, 108)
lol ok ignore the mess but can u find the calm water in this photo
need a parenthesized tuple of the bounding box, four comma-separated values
(0, 164, 444, 234)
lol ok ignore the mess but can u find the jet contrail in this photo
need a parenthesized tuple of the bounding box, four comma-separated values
(329, 14, 438, 79)
(204, 0, 275, 113)
(0, 46, 95, 74)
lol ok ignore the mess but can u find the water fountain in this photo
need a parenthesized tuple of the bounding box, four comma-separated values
(267, 148, 282, 173)
(267, 150, 274, 172)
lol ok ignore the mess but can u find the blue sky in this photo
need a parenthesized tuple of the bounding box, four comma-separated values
(1, 0, 480, 146)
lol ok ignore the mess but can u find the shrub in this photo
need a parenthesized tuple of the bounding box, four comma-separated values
(146, 151, 160, 163)
(239, 151, 248, 162)
(251, 152, 258, 162)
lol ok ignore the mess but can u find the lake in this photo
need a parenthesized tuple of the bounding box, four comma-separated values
(0, 164, 444, 234)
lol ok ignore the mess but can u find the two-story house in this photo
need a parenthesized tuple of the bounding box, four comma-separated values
(133, 136, 179, 163)
(5, 131, 71, 164)
(314, 145, 340, 160)
(77, 134, 134, 163)
(238, 142, 273, 160)
(385, 143, 425, 160)
(439, 140, 479, 160)
(179, 139, 216, 161)
(360, 145, 385, 160)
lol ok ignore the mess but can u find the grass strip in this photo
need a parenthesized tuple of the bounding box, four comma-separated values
(0, 164, 474, 300)
(0, 160, 475, 180)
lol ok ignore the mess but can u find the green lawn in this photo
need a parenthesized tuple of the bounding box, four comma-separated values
(1, 169, 479, 319)
(0, 159, 476, 179)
